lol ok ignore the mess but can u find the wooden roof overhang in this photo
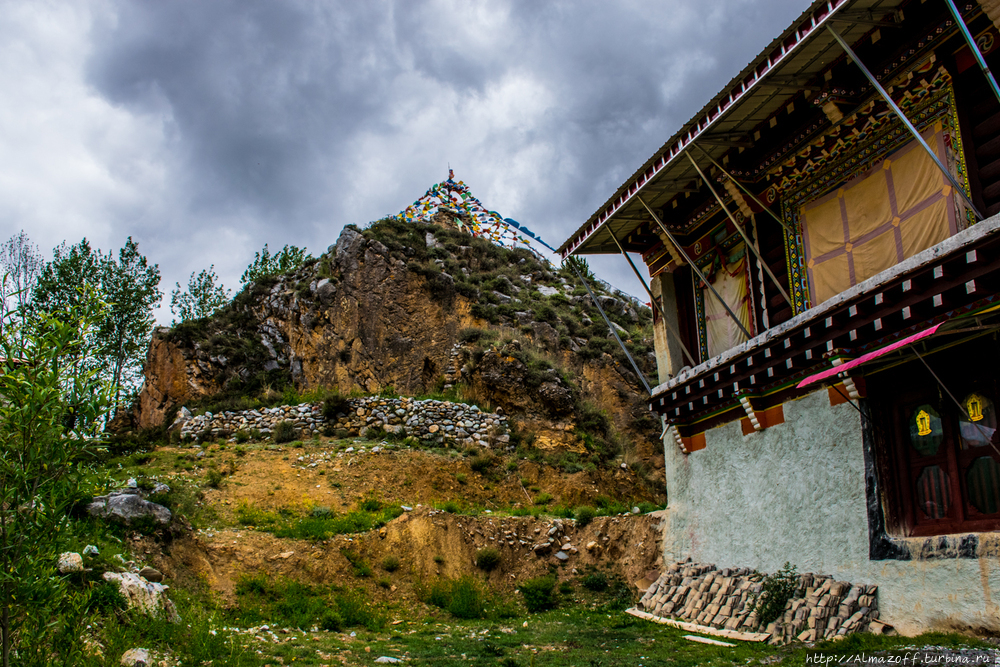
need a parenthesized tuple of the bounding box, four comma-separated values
(650, 215, 1000, 437)
(558, 0, 922, 259)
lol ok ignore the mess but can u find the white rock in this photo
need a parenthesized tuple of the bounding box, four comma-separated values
(58, 552, 84, 573)
(103, 571, 180, 623)
(120, 648, 150, 666)
(83, 545, 100, 556)
(375, 658, 401, 664)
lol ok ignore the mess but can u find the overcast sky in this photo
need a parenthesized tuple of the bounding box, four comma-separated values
(2, 0, 807, 323)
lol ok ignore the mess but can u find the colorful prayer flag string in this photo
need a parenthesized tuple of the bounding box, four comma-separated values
(395, 172, 557, 258)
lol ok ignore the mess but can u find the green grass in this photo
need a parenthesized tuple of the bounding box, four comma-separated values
(230, 573, 385, 631)
(220, 602, 996, 667)
(235, 500, 403, 541)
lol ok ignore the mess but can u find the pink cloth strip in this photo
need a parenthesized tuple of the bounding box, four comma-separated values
(796, 323, 943, 389)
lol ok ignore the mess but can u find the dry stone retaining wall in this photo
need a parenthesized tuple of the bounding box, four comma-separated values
(639, 560, 882, 644)
(178, 396, 509, 448)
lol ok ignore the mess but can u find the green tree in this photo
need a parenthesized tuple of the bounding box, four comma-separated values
(561, 255, 595, 282)
(31, 238, 161, 408)
(170, 265, 231, 324)
(240, 243, 311, 286)
(98, 238, 161, 405)
(0, 291, 115, 666)
(0, 231, 43, 326)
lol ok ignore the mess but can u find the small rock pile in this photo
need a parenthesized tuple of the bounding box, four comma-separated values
(178, 397, 509, 448)
(528, 518, 580, 561)
(639, 560, 883, 644)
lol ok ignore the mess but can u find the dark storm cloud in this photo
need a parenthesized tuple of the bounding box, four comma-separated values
(87, 1, 403, 223)
(1, 0, 810, 318)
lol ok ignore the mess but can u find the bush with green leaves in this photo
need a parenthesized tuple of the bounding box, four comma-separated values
(519, 575, 558, 613)
(534, 492, 553, 506)
(421, 576, 488, 619)
(272, 420, 297, 444)
(475, 547, 502, 571)
(322, 395, 351, 421)
(381, 556, 401, 572)
(469, 454, 495, 474)
(575, 506, 597, 528)
(750, 562, 800, 628)
(205, 468, 224, 488)
(581, 571, 608, 592)
(0, 290, 116, 666)
(232, 574, 384, 631)
(240, 243, 311, 286)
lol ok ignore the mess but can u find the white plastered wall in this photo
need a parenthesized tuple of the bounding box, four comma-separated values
(659, 389, 1000, 635)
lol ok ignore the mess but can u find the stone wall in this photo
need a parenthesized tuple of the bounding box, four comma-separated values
(178, 396, 509, 447)
(638, 560, 882, 644)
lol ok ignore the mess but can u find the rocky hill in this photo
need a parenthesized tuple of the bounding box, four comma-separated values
(135, 211, 665, 480)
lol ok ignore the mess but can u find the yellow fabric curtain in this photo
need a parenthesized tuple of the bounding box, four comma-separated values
(800, 122, 959, 305)
(703, 249, 752, 358)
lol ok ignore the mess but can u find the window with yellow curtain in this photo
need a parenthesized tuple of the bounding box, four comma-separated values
(800, 121, 960, 306)
(702, 245, 753, 359)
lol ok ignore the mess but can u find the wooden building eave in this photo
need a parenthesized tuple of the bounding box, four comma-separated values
(557, 0, 958, 259)
(650, 214, 1000, 436)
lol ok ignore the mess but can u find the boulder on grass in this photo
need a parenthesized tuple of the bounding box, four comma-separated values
(120, 648, 150, 667)
(58, 552, 84, 574)
(103, 571, 180, 623)
(87, 490, 171, 527)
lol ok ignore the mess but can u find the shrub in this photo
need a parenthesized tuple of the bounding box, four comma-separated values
(581, 571, 608, 592)
(520, 575, 557, 612)
(320, 609, 344, 631)
(382, 556, 400, 572)
(475, 547, 501, 571)
(750, 562, 800, 628)
(342, 549, 372, 578)
(205, 468, 224, 488)
(333, 587, 385, 630)
(359, 492, 382, 512)
(421, 576, 488, 619)
(273, 420, 297, 444)
(322, 395, 350, 421)
(470, 454, 495, 474)
(575, 506, 597, 528)
(534, 492, 553, 505)
(448, 576, 487, 619)
(458, 327, 485, 343)
(88, 580, 128, 613)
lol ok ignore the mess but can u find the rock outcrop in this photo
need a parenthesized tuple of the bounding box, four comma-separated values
(135, 216, 661, 466)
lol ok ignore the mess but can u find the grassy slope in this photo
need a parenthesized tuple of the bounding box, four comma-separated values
(54, 435, 996, 667)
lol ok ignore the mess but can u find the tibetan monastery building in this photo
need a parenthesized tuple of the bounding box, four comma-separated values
(560, 0, 1000, 633)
